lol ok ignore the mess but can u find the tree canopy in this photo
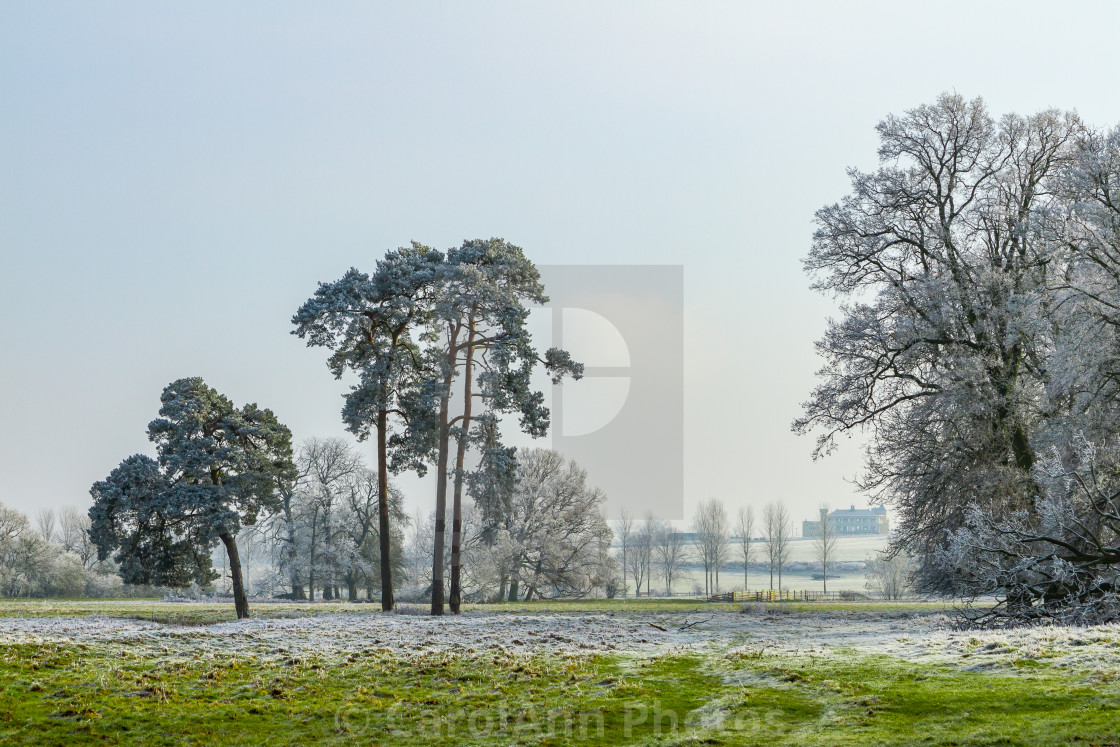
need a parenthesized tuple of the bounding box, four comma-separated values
(89, 377, 295, 618)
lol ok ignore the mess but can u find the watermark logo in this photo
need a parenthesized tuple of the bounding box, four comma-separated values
(335, 699, 783, 739)
(536, 265, 684, 519)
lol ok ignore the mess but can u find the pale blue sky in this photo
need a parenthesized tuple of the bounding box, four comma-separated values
(3, 2, 1120, 524)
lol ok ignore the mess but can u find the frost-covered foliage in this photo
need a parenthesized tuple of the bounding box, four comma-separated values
(796, 94, 1082, 588)
(865, 551, 913, 601)
(941, 436, 1120, 626)
(0, 501, 131, 598)
(795, 94, 1120, 615)
(463, 448, 615, 601)
(258, 438, 409, 602)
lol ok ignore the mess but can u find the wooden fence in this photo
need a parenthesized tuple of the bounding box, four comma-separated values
(708, 590, 848, 603)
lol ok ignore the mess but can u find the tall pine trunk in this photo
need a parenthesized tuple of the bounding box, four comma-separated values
(430, 331, 459, 616)
(449, 324, 476, 614)
(219, 532, 250, 619)
(308, 519, 317, 602)
(376, 408, 394, 611)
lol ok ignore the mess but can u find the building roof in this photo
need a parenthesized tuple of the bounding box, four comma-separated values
(830, 505, 887, 518)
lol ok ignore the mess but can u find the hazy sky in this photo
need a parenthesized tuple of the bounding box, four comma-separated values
(4, 2, 1120, 526)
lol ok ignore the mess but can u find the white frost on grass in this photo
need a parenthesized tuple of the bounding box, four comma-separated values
(3, 607, 1117, 673)
(883, 622, 1120, 672)
(0, 611, 680, 658)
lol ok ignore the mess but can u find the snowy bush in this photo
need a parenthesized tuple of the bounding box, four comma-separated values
(941, 436, 1120, 626)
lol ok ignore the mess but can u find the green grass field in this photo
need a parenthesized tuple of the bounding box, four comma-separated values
(1, 599, 1117, 745)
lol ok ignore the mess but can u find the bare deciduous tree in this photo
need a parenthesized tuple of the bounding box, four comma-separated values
(627, 515, 653, 598)
(794, 94, 1083, 591)
(763, 502, 792, 591)
(812, 505, 838, 594)
(866, 551, 912, 601)
(735, 506, 755, 591)
(693, 499, 730, 595)
(35, 508, 56, 544)
(616, 509, 634, 598)
(652, 520, 688, 595)
(58, 506, 96, 569)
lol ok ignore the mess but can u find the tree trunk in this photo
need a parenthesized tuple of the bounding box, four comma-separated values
(621, 548, 627, 599)
(308, 520, 317, 602)
(430, 335, 458, 616)
(507, 574, 519, 603)
(523, 558, 544, 602)
(376, 409, 394, 611)
(449, 325, 477, 614)
(219, 532, 250, 620)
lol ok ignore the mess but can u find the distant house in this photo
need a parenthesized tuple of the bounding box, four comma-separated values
(802, 505, 888, 537)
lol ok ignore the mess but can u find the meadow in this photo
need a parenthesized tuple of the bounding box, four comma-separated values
(2, 597, 1119, 745)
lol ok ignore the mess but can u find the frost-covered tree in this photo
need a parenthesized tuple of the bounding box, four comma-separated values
(795, 94, 1084, 589)
(58, 506, 97, 570)
(0, 505, 34, 596)
(293, 243, 442, 611)
(930, 123, 1120, 623)
(652, 520, 688, 595)
(35, 509, 56, 544)
(339, 465, 408, 600)
(89, 378, 295, 619)
(472, 448, 611, 601)
(626, 516, 650, 598)
(813, 505, 838, 594)
(736, 506, 755, 591)
(763, 502, 792, 591)
(0, 502, 118, 598)
(297, 438, 362, 600)
(424, 239, 581, 614)
(866, 550, 912, 601)
(940, 436, 1120, 625)
(616, 509, 635, 598)
(693, 499, 730, 595)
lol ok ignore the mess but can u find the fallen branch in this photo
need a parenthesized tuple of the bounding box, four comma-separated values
(677, 616, 714, 632)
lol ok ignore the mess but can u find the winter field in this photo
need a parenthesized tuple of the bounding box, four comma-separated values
(2, 599, 1119, 745)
